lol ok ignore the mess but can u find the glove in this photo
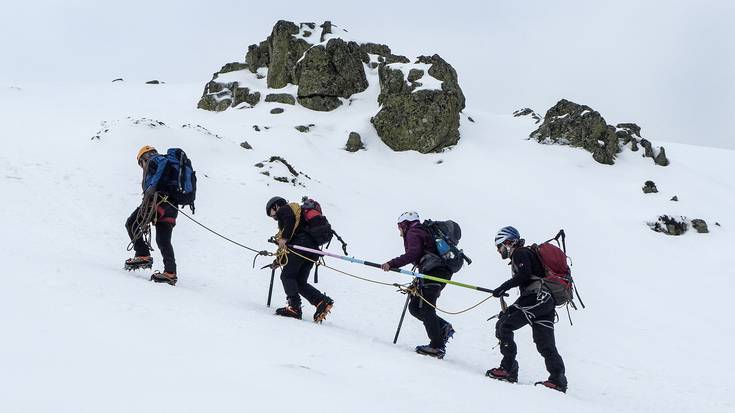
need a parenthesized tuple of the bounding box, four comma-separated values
(492, 288, 507, 298)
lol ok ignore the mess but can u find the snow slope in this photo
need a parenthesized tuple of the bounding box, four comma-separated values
(0, 79, 733, 413)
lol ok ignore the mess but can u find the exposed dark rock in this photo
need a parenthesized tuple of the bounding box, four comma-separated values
(671, 195, 679, 201)
(270, 108, 285, 114)
(265, 93, 296, 105)
(267, 20, 312, 88)
(359, 43, 409, 64)
(240, 141, 253, 150)
(648, 215, 688, 236)
(320, 21, 332, 42)
(642, 180, 658, 194)
(303, 30, 312, 37)
(716, 222, 721, 227)
(616, 123, 641, 137)
(468, 116, 475, 123)
(112, 78, 123, 82)
(654, 147, 670, 166)
(369, 62, 379, 69)
(253, 125, 261, 132)
(145, 80, 161, 84)
(513, 108, 542, 124)
(198, 81, 260, 111)
(530, 99, 619, 165)
(295, 125, 315, 133)
(407, 69, 424, 83)
(371, 54, 465, 153)
(346, 132, 364, 152)
(219, 62, 249, 74)
(691, 219, 709, 233)
(294, 38, 369, 111)
(245, 40, 270, 73)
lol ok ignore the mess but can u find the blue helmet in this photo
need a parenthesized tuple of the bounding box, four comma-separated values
(494, 226, 520, 246)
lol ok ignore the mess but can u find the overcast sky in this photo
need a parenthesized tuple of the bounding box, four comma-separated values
(2, 0, 733, 149)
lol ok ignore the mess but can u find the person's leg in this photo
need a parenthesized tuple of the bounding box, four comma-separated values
(154, 203, 178, 274)
(417, 284, 446, 348)
(294, 258, 324, 306)
(531, 300, 567, 386)
(495, 300, 531, 371)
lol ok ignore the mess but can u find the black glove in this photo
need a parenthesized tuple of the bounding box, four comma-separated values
(492, 288, 507, 298)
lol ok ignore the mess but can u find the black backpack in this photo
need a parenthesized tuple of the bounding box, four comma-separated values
(421, 220, 472, 274)
(298, 198, 334, 246)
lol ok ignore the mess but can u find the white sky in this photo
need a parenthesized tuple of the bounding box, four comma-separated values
(1, 0, 733, 149)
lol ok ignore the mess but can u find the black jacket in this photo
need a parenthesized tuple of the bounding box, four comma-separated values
(275, 204, 314, 246)
(498, 246, 545, 295)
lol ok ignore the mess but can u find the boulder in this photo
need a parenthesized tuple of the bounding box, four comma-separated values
(513, 108, 542, 124)
(270, 108, 285, 114)
(359, 43, 410, 64)
(654, 147, 670, 166)
(245, 40, 270, 73)
(691, 219, 709, 233)
(240, 141, 253, 149)
(671, 195, 679, 201)
(530, 99, 619, 165)
(198, 81, 260, 111)
(218, 62, 249, 74)
(642, 180, 658, 194)
(371, 54, 465, 153)
(265, 93, 296, 105)
(346, 132, 364, 152)
(266, 20, 312, 88)
(294, 38, 369, 111)
(145, 80, 161, 84)
(112, 78, 123, 82)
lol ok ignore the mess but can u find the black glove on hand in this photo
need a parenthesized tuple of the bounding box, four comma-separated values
(492, 288, 506, 298)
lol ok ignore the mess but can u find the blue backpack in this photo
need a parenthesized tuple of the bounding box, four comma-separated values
(146, 148, 197, 212)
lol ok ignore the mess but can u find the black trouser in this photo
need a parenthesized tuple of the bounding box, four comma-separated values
(280, 242, 324, 307)
(125, 202, 178, 274)
(409, 267, 452, 348)
(495, 290, 566, 385)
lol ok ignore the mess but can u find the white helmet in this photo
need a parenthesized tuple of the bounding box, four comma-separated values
(397, 211, 420, 224)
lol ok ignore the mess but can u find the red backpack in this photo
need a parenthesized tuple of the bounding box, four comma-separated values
(528, 230, 583, 310)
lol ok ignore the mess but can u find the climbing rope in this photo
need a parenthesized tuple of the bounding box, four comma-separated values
(127, 193, 166, 252)
(166, 201, 495, 316)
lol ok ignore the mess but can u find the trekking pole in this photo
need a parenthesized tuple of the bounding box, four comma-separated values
(267, 267, 276, 307)
(292, 245, 502, 295)
(393, 293, 411, 344)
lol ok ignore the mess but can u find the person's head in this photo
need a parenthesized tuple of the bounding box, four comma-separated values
(494, 226, 521, 259)
(396, 211, 420, 237)
(266, 196, 287, 219)
(136, 145, 158, 168)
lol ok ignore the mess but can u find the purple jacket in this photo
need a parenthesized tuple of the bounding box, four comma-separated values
(387, 222, 437, 268)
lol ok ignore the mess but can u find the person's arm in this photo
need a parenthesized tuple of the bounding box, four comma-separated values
(495, 248, 535, 292)
(386, 230, 424, 269)
(277, 205, 297, 242)
(143, 158, 167, 193)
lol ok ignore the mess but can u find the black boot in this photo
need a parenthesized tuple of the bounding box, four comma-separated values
(534, 380, 567, 393)
(486, 361, 519, 383)
(442, 323, 455, 345)
(125, 256, 153, 271)
(313, 295, 334, 323)
(415, 344, 446, 359)
(275, 305, 303, 319)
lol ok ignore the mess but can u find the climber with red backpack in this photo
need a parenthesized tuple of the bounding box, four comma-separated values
(266, 196, 334, 323)
(486, 226, 569, 393)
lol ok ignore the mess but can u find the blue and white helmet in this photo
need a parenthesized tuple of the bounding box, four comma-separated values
(397, 211, 420, 224)
(494, 226, 520, 246)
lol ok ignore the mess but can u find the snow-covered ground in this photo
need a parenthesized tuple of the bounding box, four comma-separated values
(0, 78, 733, 413)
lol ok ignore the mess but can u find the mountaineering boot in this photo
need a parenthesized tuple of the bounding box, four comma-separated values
(275, 305, 303, 320)
(124, 256, 153, 271)
(486, 361, 519, 383)
(415, 345, 446, 359)
(150, 271, 177, 286)
(313, 295, 334, 323)
(442, 323, 456, 345)
(534, 380, 567, 393)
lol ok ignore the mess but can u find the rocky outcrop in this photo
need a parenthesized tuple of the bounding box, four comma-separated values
(265, 93, 296, 105)
(359, 43, 410, 64)
(530, 99, 619, 164)
(513, 108, 542, 124)
(294, 38, 369, 111)
(198, 81, 260, 111)
(371, 54, 465, 153)
(531, 100, 669, 166)
(346, 132, 364, 152)
(648, 215, 688, 236)
(266, 21, 313, 88)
